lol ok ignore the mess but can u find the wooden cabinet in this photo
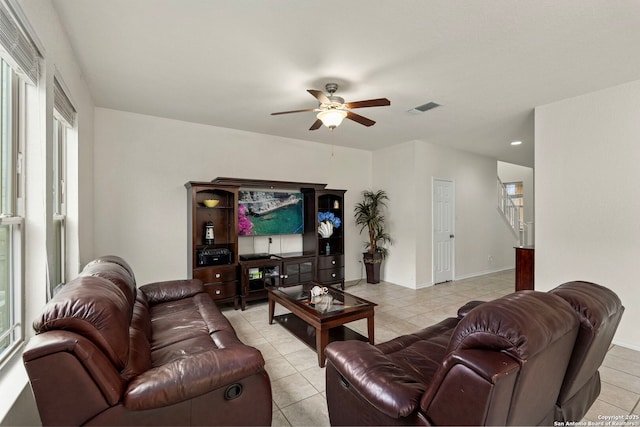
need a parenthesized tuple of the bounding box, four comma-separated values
(239, 254, 315, 309)
(240, 258, 281, 310)
(193, 264, 238, 307)
(316, 254, 344, 285)
(185, 182, 239, 307)
(303, 189, 346, 288)
(515, 246, 534, 291)
(282, 256, 315, 286)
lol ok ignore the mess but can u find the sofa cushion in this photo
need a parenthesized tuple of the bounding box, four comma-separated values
(148, 297, 212, 351)
(33, 276, 132, 369)
(377, 317, 459, 386)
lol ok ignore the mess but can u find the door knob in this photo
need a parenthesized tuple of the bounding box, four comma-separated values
(450, 234, 455, 238)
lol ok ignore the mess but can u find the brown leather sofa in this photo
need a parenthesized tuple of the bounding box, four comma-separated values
(325, 281, 623, 426)
(23, 256, 272, 426)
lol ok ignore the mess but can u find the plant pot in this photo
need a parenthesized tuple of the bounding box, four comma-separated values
(363, 252, 383, 284)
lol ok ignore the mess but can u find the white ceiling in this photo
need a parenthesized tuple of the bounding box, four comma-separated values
(51, 0, 640, 167)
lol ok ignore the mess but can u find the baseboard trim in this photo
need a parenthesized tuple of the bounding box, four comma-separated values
(612, 339, 640, 352)
(346, 267, 515, 291)
(454, 266, 514, 281)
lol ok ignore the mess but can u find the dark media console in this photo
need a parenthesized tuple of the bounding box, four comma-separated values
(239, 252, 315, 310)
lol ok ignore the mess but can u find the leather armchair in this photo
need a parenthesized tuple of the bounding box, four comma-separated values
(325, 285, 622, 426)
(550, 281, 624, 422)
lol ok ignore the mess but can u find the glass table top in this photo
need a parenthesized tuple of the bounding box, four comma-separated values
(271, 283, 375, 315)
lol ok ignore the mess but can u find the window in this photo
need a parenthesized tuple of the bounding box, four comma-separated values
(0, 58, 23, 361)
(51, 77, 75, 297)
(51, 117, 66, 295)
(0, 0, 41, 365)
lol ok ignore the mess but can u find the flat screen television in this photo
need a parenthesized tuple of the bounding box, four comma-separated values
(238, 190, 303, 236)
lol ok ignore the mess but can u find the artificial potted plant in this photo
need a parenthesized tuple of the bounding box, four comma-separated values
(354, 190, 392, 283)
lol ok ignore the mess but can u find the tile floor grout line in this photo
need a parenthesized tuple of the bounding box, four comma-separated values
(630, 396, 640, 416)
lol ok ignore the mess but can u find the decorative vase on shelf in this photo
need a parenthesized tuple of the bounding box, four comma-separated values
(318, 212, 341, 238)
(318, 221, 334, 238)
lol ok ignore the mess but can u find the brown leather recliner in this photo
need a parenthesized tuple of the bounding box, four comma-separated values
(23, 256, 272, 426)
(326, 283, 619, 426)
(550, 281, 624, 422)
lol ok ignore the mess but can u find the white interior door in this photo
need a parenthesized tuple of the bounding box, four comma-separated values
(433, 178, 455, 284)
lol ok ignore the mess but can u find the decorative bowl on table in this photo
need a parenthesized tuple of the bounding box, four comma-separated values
(203, 199, 219, 208)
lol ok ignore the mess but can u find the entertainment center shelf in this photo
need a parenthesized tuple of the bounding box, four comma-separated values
(304, 188, 346, 288)
(185, 178, 346, 309)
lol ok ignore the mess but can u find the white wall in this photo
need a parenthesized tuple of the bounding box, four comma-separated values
(372, 140, 518, 289)
(95, 113, 518, 290)
(535, 79, 640, 350)
(370, 141, 418, 286)
(93, 108, 371, 285)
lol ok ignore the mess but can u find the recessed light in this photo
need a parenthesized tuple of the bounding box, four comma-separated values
(510, 141, 522, 146)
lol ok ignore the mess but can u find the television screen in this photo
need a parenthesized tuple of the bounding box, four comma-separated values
(238, 190, 303, 236)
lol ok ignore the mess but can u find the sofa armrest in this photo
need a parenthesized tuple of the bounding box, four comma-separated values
(457, 300, 485, 318)
(325, 340, 427, 419)
(421, 349, 520, 426)
(124, 345, 265, 410)
(140, 279, 203, 304)
(23, 331, 126, 425)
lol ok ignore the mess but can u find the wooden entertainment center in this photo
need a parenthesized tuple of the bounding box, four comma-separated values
(185, 178, 346, 309)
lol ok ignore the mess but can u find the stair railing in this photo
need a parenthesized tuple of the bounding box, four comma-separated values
(497, 177, 523, 244)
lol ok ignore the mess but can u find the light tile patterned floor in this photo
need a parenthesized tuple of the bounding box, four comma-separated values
(221, 269, 640, 427)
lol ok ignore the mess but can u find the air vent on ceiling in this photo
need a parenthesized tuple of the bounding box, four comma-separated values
(408, 102, 440, 114)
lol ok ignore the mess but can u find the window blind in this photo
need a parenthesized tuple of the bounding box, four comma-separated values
(0, 2, 39, 85)
(54, 77, 76, 127)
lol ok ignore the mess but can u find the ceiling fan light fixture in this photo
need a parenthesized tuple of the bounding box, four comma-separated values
(317, 109, 347, 130)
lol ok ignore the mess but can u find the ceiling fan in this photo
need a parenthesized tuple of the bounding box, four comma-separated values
(271, 83, 390, 131)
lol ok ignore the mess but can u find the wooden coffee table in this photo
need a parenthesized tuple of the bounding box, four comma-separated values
(268, 283, 376, 367)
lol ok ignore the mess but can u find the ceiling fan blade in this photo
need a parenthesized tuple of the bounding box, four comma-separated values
(309, 119, 323, 130)
(344, 98, 390, 109)
(271, 108, 316, 116)
(307, 89, 331, 104)
(346, 111, 376, 127)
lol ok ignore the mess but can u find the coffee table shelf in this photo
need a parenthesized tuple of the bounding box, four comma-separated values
(273, 313, 369, 352)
